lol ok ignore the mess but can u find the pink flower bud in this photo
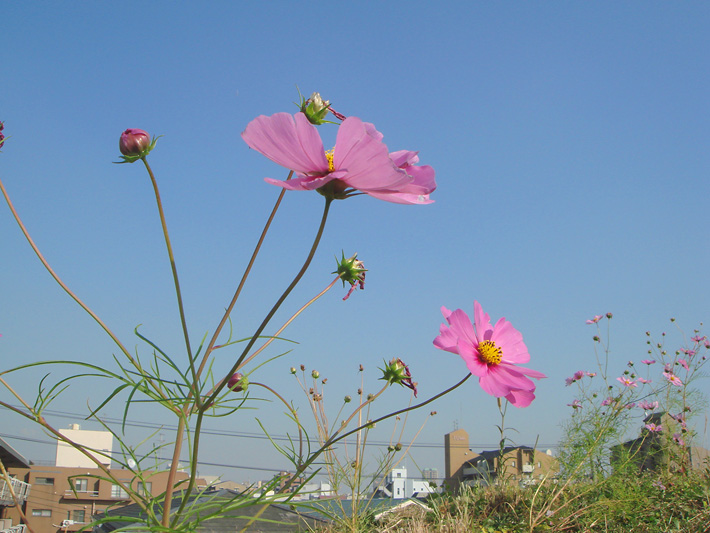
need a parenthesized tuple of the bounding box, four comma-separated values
(119, 128, 151, 156)
(228, 372, 246, 392)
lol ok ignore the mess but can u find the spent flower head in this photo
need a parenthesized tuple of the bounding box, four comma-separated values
(334, 252, 367, 300)
(379, 358, 418, 397)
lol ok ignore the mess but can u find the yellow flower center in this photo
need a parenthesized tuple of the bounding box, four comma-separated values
(478, 340, 503, 365)
(325, 148, 335, 172)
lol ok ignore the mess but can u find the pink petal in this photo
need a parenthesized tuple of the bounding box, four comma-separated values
(333, 117, 410, 191)
(505, 389, 535, 408)
(264, 170, 345, 191)
(457, 339, 488, 377)
(242, 112, 329, 175)
(445, 308, 478, 348)
(473, 301, 493, 343)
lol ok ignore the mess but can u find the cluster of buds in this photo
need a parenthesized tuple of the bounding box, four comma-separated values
(334, 252, 367, 301)
(297, 90, 346, 125)
(117, 128, 160, 163)
(227, 372, 248, 393)
(379, 357, 418, 397)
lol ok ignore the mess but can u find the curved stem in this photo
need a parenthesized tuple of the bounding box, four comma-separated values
(193, 172, 293, 386)
(202, 196, 333, 409)
(141, 158, 194, 382)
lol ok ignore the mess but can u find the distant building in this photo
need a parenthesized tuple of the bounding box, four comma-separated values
(55, 425, 113, 469)
(5, 426, 206, 533)
(444, 429, 558, 489)
(422, 468, 438, 483)
(0, 437, 32, 533)
(612, 412, 710, 473)
(375, 466, 435, 499)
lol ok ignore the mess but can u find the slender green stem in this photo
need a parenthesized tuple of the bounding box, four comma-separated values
(162, 415, 187, 527)
(202, 196, 333, 409)
(141, 157, 195, 384)
(192, 171, 294, 387)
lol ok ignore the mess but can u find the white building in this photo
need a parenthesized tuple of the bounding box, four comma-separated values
(378, 466, 435, 499)
(55, 424, 113, 468)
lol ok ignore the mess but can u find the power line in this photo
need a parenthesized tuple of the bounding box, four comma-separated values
(1, 404, 558, 450)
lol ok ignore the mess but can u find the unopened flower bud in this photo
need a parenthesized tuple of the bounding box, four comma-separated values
(227, 372, 247, 392)
(117, 129, 158, 163)
(394, 443, 402, 451)
(344, 395, 352, 403)
(367, 393, 374, 401)
(606, 312, 613, 319)
(357, 388, 362, 395)
(290, 367, 297, 374)
(300, 364, 306, 371)
(379, 358, 418, 397)
(359, 364, 364, 372)
(322, 378, 328, 385)
(593, 336, 600, 342)
(311, 370, 320, 379)
(296, 89, 336, 125)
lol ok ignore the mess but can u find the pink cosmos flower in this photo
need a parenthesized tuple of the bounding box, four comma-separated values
(690, 335, 705, 343)
(568, 399, 583, 410)
(638, 400, 659, 411)
(663, 372, 683, 386)
(617, 376, 637, 387)
(664, 363, 673, 373)
(586, 315, 603, 324)
(433, 301, 546, 408)
(637, 377, 652, 384)
(586, 371, 597, 377)
(680, 348, 696, 357)
(601, 396, 614, 406)
(673, 433, 685, 446)
(565, 370, 586, 386)
(241, 112, 436, 204)
(641, 359, 656, 365)
(645, 423, 662, 433)
(678, 358, 689, 370)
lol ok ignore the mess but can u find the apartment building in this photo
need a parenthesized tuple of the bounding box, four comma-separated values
(444, 429, 558, 489)
(0, 437, 32, 533)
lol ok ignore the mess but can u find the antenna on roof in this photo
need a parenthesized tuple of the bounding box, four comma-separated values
(453, 419, 459, 430)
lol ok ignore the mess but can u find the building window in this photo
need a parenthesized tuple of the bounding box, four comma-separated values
(396, 472, 401, 478)
(71, 510, 86, 523)
(32, 509, 52, 517)
(511, 460, 516, 467)
(537, 462, 541, 468)
(74, 478, 88, 492)
(35, 477, 55, 485)
(137, 482, 152, 496)
(111, 484, 129, 499)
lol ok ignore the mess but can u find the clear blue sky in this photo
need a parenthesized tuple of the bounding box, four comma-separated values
(2, 3, 709, 482)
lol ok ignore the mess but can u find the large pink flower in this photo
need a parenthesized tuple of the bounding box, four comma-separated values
(433, 301, 546, 408)
(241, 112, 436, 204)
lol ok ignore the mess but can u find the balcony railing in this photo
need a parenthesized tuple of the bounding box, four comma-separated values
(0, 524, 27, 533)
(63, 489, 99, 499)
(0, 478, 31, 505)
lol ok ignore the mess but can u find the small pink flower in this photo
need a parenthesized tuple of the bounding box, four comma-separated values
(585, 371, 597, 377)
(601, 396, 614, 406)
(641, 359, 656, 365)
(433, 301, 546, 408)
(664, 363, 673, 373)
(586, 315, 603, 324)
(638, 400, 659, 411)
(680, 348, 696, 357)
(663, 372, 683, 386)
(228, 372, 246, 392)
(637, 377, 652, 384)
(625, 402, 636, 409)
(672, 433, 685, 446)
(678, 358, 689, 370)
(568, 399, 583, 409)
(645, 423, 662, 433)
(617, 376, 637, 387)
(565, 370, 586, 386)
(691, 335, 705, 343)
(242, 112, 436, 204)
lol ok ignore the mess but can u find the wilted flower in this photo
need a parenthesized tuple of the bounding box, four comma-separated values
(663, 372, 683, 386)
(380, 358, 418, 397)
(241, 112, 436, 204)
(334, 252, 366, 300)
(617, 376, 637, 387)
(586, 315, 603, 324)
(433, 301, 546, 408)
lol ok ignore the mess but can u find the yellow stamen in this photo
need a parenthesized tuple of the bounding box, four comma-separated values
(478, 340, 503, 365)
(325, 148, 335, 172)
